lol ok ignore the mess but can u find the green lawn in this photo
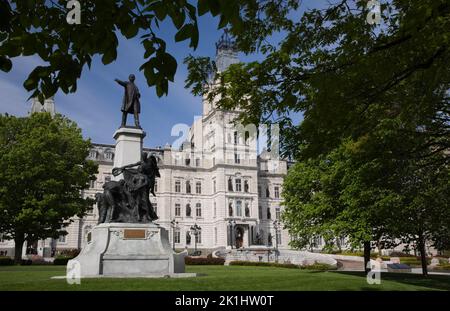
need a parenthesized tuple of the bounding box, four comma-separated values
(0, 265, 449, 291)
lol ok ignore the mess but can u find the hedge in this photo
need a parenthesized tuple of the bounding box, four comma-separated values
(53, 256, 73, 265)
(433, 263, 450, 271)
(399, 257, 431, 266)
(229, 261, 299, 269)
(300, 263, 338, 271)
(185, 257, 225, 265)
(229, 261, 337, 271)
(0, 257, 14, 266)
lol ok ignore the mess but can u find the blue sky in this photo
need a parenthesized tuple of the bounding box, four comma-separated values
(0, 3, 323, 148)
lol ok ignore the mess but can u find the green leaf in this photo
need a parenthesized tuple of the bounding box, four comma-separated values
(197, 0, 209, 16)
(0, 56, 12, 72)
(175, 24, 193, 42)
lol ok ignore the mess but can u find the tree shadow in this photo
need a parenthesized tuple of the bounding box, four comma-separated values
(330, 271, 450, 291)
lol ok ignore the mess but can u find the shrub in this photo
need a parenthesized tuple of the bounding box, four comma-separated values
(433, 263, 450, 271)
(20, 259, 32, 265)
(0, 257, 14, 266)
(399, 257, 431, 266)
(57, 249, 80, 257)
(300, 263, 338, 271)
(185, 257, 225, 265)
(229, 261, 299, 269)
(389, 252, 416, 257)
(53, 256, 73, 265)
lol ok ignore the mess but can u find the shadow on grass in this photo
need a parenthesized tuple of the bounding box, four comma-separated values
(330, 271, 450, 291)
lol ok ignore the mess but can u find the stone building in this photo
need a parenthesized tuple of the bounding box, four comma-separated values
(0, 33, 291, 258)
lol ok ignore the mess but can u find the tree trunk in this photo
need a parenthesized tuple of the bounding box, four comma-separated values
(364, 241, 371, 275)
(14, 235, 24, 264)
(418, 234, 428, 276)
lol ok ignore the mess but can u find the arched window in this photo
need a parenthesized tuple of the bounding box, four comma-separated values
(104, 151, 114, 160)
(186, 180, 191, 194)
(186, 204, 191, 217)
(228, 202, 233, 216)
(236, 200, 242, 217)
(186, 231, 191, 245)
(235, 179, 242, 191)
(89, 150, 97, 159)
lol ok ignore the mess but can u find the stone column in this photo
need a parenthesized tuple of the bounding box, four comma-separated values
(113, 127, 146, 180)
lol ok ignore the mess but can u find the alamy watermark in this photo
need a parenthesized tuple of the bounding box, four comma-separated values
(66, 0, 81, 25)
(366, 0, 381, 25)
(366, 260, 381, 285)
(66, 259, 81, 285)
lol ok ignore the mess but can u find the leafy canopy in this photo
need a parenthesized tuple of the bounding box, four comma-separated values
(0, 112, 98, 243)
(0, 0, 298, 102)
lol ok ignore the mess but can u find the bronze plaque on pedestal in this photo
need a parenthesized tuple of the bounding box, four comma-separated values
(123, 229, 146, 239)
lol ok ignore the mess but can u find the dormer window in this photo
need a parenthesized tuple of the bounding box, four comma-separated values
(104, 151, 114, 160)
(89, 150, 97, 159)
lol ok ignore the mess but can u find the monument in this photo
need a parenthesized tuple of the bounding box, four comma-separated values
(66, 74, 189, 278)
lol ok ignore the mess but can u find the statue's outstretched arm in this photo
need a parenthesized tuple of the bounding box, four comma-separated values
(120, 161, 141, 169)
(114, 79, 127, 87)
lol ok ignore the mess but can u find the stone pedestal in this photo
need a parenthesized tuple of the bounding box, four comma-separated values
(67, 223, 189, 277)
(113, 127, 146, 180)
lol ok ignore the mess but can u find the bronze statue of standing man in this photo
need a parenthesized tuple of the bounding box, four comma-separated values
(115, 74, 141, 128)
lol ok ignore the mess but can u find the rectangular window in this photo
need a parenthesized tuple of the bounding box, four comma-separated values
(175, 204, 181, 217)
(258, 186, 261, 197)
(214, 202, 217, 218)
(276, 231, 282, 245)
(196, 158, 200, 167)
(274, 186, 280, 198)
(195, 231, 202, 244)
(175, 180, 181, 193)
(90, 180, 95, 189)
(196, 182, 201, 194)
(235, 179, 242, 192)
(234, 153, 240, 164)
(174, 230, 180, 244)
(58, 235, 66, 243)
(104, 175, 111, 183)
(234, 131, 238, 144)
(213, 180, 216, 193)
(196, 203, 202, 217)
(275, 208, 281, 220)
(267, 208, 271, 219)
(214, 228, 217, 244)
(259, 206, 262, 219)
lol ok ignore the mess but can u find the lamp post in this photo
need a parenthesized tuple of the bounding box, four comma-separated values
(190, 224, 201, 256)
(273, 220, 280, 262)
(170, 219, 179, 251)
